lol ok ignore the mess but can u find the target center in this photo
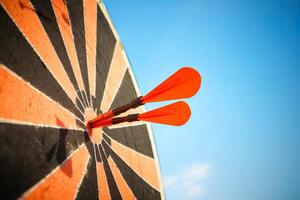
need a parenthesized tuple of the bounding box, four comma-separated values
(84, 108, 103, 144)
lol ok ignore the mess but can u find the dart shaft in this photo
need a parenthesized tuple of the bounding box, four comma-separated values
(112, 96, 144, 116)
(112, 114, 139, 124)
(88, 97, 143, 128)
(91, 114, 139, 128)
(87, 110, 113, 127)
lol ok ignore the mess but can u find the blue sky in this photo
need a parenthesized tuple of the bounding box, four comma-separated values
(104, 0, 300, 199)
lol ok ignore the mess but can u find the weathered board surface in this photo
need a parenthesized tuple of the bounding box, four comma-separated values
(0, 0, 163, 199)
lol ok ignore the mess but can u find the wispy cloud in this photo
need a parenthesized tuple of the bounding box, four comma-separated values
(164, 162, 210, 199)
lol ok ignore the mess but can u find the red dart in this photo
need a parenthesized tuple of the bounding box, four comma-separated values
(88, 67, 200, 128)
(90, 101, 191, 128)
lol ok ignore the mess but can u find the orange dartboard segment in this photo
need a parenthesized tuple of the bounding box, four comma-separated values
(0, 0, 164, 199)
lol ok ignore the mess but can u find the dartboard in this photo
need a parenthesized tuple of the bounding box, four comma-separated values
(0, 0, 163, 199)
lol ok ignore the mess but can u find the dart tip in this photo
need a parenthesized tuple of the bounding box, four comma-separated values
(86, 121, 91, 129)
(86, 119, 99, 129)
(87, 119, 97, 129)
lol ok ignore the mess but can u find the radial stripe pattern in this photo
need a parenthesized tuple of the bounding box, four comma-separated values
(22, 145, 90, 200)
(83, 0, 97, 101)
(96, 162, 111, 200)
(102, 132, 160, 190)
(0, 0, 163, 199)
(0, 5, 84, 120)
(100, 41, 127, 112)
(29, 0, 88, 110)
(0, 65, 84, 130)
(107, 157, 136, 200)
(51, 0, 87, 103)
(1, 0, 82, 107)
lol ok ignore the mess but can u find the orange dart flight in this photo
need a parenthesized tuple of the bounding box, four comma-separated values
(141, 67, 201, 103)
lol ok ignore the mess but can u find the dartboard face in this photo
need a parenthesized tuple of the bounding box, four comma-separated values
(0, 0, 163, 199)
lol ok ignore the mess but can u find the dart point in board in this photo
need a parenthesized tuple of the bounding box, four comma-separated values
(87, 67, 201, 129)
